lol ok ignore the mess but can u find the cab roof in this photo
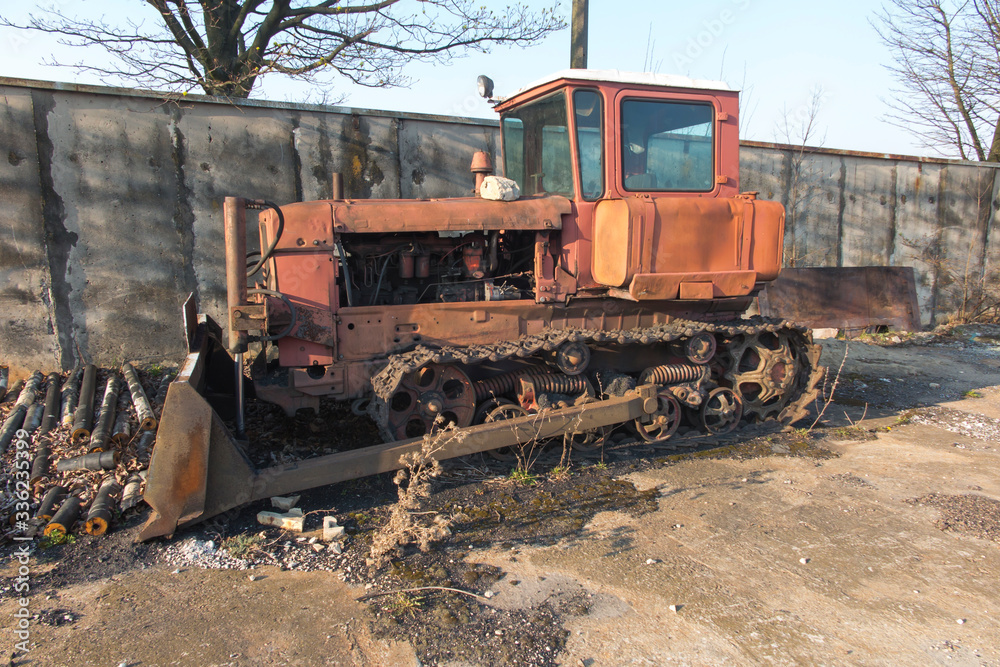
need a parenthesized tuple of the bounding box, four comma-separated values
(506, 69, 734, 99)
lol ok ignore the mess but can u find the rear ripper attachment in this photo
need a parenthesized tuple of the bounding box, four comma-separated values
(140, 69, 826, 540)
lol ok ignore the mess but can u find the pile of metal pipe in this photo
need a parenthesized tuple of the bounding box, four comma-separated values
(0, 362, 164, 538)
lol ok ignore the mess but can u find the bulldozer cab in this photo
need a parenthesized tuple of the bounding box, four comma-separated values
(495, 70, 742, 202)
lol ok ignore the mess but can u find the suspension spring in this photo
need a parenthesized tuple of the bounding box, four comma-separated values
(523, 374, 591, 396)
(474, 367, 554, 401)
(640, 363, 705, 385)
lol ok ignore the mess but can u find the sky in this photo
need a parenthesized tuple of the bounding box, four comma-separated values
(0, 1, 932, 157)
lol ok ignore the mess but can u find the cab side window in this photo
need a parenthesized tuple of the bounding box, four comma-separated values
(621, 100, 714, 192)
(574, 90, 604, 200)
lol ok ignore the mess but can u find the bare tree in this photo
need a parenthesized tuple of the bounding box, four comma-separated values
(3, 1, 564, 98)
(872, 0, 1000, 161)
(774, 87, 827, 267)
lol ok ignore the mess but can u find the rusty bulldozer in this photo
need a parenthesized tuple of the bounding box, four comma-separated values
(140, 70, 823, 541)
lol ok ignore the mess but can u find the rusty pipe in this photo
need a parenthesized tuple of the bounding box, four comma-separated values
(72, 364, 98, 443)
(89, 375, 121, 453)
(15, 371, 43, 408)
(0, 372, 41, 452)
(0, 405, 27, 455)
(35, 486, 67, 521)
(29, 445, 50, 486)
(120, 473, 144, 512)
(224, 196, 249, 354)
(111, 390, 132, 445)
(470, 151, 493, 195)
(85, 477, 122, 536)
(39, 372, 61, 435)
(122, 362, 156, 431)
(56, 450, 119, 473)
(22, 403, 43, 434)
(60, 367, 83, 427)
(44, 496, 82, 537)
(332, 172, 344, 200)
(135, 431, 155, 467)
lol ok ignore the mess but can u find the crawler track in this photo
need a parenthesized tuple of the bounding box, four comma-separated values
(369, 317, 824, 443)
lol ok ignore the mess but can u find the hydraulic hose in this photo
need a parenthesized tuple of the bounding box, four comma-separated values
(247, 288, 298, 342)
(370, 253, 394, 306)
(336, 241, 355, 307)
(246, 200, 284, 278)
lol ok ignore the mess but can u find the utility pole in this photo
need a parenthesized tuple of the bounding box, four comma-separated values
(571, 0, 588, 69)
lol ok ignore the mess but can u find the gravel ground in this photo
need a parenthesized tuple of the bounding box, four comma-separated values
(908, 493, 1000, 543)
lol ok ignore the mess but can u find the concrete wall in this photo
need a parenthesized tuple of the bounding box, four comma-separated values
(2, 78, 998, 372)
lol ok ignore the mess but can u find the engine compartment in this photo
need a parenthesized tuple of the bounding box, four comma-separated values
(338, 230, 538, 307)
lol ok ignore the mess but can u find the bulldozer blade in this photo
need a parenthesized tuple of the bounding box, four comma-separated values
(138, 381, 256, 541)
(139, 304, 255, 541)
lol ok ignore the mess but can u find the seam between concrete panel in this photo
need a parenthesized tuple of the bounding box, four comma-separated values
(168, 106, 199, 305)
(30, 89, 78, 369)
(836, 157, 847, 267)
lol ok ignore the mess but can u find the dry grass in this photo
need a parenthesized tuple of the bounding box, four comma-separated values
(369, 425, 465, 568)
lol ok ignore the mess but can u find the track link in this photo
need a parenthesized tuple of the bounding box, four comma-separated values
(369, 317, 824, 442)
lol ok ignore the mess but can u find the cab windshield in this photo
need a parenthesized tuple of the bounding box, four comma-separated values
(501, 91, 573, 197)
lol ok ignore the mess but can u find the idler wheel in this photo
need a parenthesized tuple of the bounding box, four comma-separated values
(388, 363, 476, 439)
(681, 332, 717, 364)
(553, 341, 591, 376)
(633, 394, 681, 443)
(699, 387, 743, 434)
